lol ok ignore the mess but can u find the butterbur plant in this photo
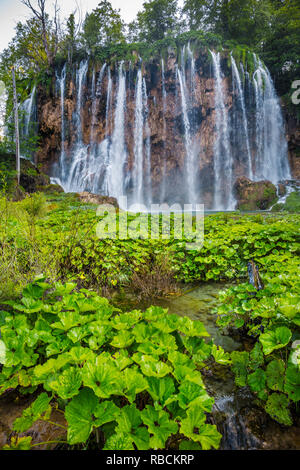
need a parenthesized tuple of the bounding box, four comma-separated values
(216, 253, 300, 426)
(0, 277, 227, 450)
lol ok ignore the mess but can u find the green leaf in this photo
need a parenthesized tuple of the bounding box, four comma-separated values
(103, 433, 134, 450)
(82, 356, 121, 398)
(249, 343, 264, 369)
(265, 393, 292, 426)
(110, 330, 135, 348)
(115, 404, 150, 450)
(120, 367, 149, 402)
(260, 327, 292, 355)
(247, 369, 266, 393)
(47, 367, 82, 399)
(266, 360, 285, 392)
(177, 317, 210, 337)
(132, 354, 172, 378)
(284, 364, 300, 402)
(147, 376, 176, 407)
(179, 440, 201, 450)
(211, 344, 231, 365)
(231, 351, 249, 387)
(180, 404, 221, 449)
(141, 405, 178, 449)
(65, 388, 98, 445)
(3, 436, 32, 450)
(177, 381, 206, 409)
(0, 339, 6, 365)
(13, 392, 51, 432)
(93, 401, 120, 427)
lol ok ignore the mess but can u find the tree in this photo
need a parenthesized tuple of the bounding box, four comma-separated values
(182, 0, 210, 31)
(261, 0, 300, 96)
(21, 0, 60, 70)
(81, 0, 125, 52)
(137, 0, 179, 43)
(126, 21, 141, 43)
(11, 67, 20, 184)
(64, 11, 82, 65)
(182, 0, 272, 46)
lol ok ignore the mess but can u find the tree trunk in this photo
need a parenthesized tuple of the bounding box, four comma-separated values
(12, 67, 20, 185)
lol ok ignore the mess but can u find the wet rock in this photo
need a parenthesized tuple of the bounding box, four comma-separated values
(37, 184, 64, 194)
(77, 191, 119, 207)
(234, 177, 278, 210)
(277, 183, 286, 197)
(0, 391, 66, 450)
(0, 153, 51, 197)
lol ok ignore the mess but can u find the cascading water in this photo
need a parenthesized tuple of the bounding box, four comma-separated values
(107, 62, 127, 200)
(57, 65, 66, 180)
(20, 84, 37, 160)
(160, 59, 167, 203)
(54, 60, 89, 192)
(231, 55, 253, 180)
(49, 47, 291, 211)
(143, 77, 152, 207)
(177, 47, 198, 205)
(132, 69, 144, 204)
(211, 51, 235, 211)
(253, 57, 291, 183)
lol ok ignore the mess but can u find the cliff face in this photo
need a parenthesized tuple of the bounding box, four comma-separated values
(35, 48, 294, 209)
(283, 106, 300, 180)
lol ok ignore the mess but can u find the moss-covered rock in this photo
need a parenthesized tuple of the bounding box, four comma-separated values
(272, 191, 300, 213)
(0, 153, 55, 197)
(234, 177, 278, 211)
(36, 184, 64, 194)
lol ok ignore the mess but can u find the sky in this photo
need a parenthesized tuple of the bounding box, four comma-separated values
(0, 0, 148, 53)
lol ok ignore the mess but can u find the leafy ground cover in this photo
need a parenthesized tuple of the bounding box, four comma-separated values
(0, 192, 299, 448)
(216, 252, 300, 425)
(0, 277, 228, 450)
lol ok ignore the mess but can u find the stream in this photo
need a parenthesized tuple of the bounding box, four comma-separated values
(113, 282, 300, 450)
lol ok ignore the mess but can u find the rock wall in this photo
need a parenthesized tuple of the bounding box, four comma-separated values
(34, 48, 295, 208)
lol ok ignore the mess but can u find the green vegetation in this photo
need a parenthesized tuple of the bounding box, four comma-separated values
(0, 192, 299, 449)
(0, 0, 299, 452)
(0, 276, 224, 450)
(272, 192, 300, 213)
(217, 252, 299, 425)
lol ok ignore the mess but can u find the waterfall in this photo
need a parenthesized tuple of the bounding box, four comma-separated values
(253, 58, 291, 183)
(231, 55, 253, 180)
(54, 60, 89, 192)
(143, 77, 152, 206)
(160, 59, 167, 203)
(107, 62, 127, 199)
(66, 60, 89, 192)
(90, 63, 106, 144)
(58, 64, 66, 180)
(21, 84, 36, 160)
(177, 47, 198, 205)
(211, 51, 235, 210)
(49, 48, 291, 211)
(23, 84, 36, 138)
(101, 68, 113, 195)
(133, 69, 144, 204)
